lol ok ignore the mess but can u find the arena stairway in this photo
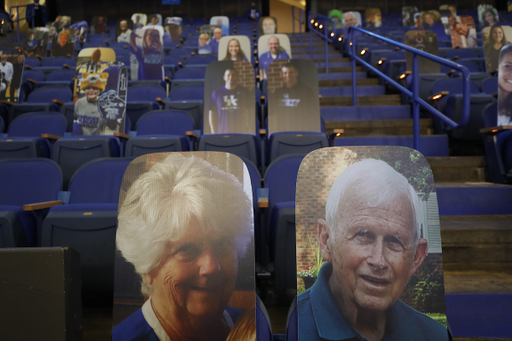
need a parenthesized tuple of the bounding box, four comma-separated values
(289, 33, 512, 340)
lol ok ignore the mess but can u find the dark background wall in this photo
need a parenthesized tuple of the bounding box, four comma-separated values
(44, 0, 499, 23)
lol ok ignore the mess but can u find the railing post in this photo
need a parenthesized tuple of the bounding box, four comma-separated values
(324, 20, 328, 73)
(351, 28, 357, 106)
(412, 53, 421, 152)
(309, 14, 312, 58)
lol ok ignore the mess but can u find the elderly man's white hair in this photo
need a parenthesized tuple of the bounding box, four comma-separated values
(117, 154, 253, 296)
(325, 158, 421, 244)
(343, 11, 356, 18)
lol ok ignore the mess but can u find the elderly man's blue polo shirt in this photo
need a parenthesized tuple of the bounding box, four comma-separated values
(297, 263, 450, 341)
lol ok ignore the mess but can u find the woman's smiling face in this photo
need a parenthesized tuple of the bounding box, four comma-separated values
(499, 51, 512, 94)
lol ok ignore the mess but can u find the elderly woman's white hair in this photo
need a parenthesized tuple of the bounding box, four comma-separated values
(325, 158, 421, 245)
(117, 154, 253, 295)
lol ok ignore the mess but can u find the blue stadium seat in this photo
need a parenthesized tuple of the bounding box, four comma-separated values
(171, 67, 206, 89)
(166, 85, 204, 129)
(52, 136, 121, 189)
(198, 133, 259, 166)
(256, 294, 274, 341)
(267, 132, 329, 165)
(263, 154, 303, 289)
(184, 55, 217, 67)
(9, 86, 72, 124)
(41, 57, 76, 68)
(0, 112, 67, 159)
(40, 158, 132, 295)
(0, 158, 62, 247)
(126, 85, 167, 130)
(481, 77, 498, 95)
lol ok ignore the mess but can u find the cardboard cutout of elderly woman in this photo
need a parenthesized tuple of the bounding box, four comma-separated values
(112, 152, 256, 341)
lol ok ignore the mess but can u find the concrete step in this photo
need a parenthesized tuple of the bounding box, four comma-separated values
(318, 72, 367, 80)
(321, 94, 401, 106)
(294, 50, 339, 55)
(444, 263, 512, 293)
(315, 62, 352, 68)
(427, 156, 486, 183)
(321, 105, 411, 121)
(436, 183, 512, 215)
(317, 65, 364, 73)
(319, 78, 379, 87)
(441, 215, 512, 264)
(325, 118, 433, 137)
(333, 135, 449, 157)
(319, 85, 385, 97)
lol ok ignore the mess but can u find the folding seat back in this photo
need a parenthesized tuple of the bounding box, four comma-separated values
(7, 112, 67, 137)
(198, 134, 259, 167)
(136, 110, 194, 135)
(52, 136, 119, 189)
(127, 85, 166, 102)
(166, 85, 204, 128)
(40, 158, 131, 295)
(67, 158, 132, 204)
(24, 57, 41, 68)
(22, 69, 45, 83)
(268, 132, 329, 165)
(171, 67, 206, 89)
(286, 297, 298, 341)
(417, 73, 449, 102)
(45, 69, 76, 82)
(41, 57, 76, 68)
(256, 294, 273, 341)
(0, 158, 62, 246)
(441, 60, 480, 73)
(184, 55, 217, 67)
(481, 77, 498, 95)
(26, 86, 73, 104)
(430, 78, 480, 96)
(445, 94, 496, 141)
(445, 49, 479, 60)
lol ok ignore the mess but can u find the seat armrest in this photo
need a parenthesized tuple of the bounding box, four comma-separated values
(23, 200, 62, 211)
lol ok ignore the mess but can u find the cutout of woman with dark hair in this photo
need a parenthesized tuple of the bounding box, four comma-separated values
(482, 9, 499, 27)
(130, 29, 164, 80)
(485, 26, 509, 72)
(222, 39, 248, 61)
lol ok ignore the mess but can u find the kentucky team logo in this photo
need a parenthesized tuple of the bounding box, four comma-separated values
(279, 94, 300, 107)
(222, 94, 238, 109)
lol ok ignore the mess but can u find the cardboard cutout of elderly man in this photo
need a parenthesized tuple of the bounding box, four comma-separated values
(298, 157, 450, 341)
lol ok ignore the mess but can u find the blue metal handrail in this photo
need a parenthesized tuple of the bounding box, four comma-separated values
(291, 6, 305, 43)
(9, 5, 32, 43)
(308, 12, 334, 73)
(347, 25, 471, 152)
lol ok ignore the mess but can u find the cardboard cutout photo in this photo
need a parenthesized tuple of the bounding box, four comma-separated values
(439, 10, 452, 39)
(296, 146, 449, 341)
(129, 28, 164, 80)
(164, 17, 182, 42)
(439, 4, 457, 17)
(204, 61, 255, 135)
(498, 44, 512, 126)
(149, 14, 162, 26)
(218, 36, 251, 62)
(259, 16, 278, 36)
(402, 7, 419, 27)
(484, 26, 512, 72)
(450, 16, 477, 48)
(342, 11, 361, 29)
(267, 59, 320, 135)
(258, 34, 291, 79)
(91, 16, 107, 34)
(116, 19, 134, 43)
(24, 29, 48, 58)
(405, 30, 440, 73)
(73, 65, 127, 136)
(210, 16, 230, 36)
(0, 53, 24, 103)
(199, 25, 218, 54)
(421, 11, 448, 41)
(131, 13, 147, 29)
(49, 15, 71, 32)
(50, 29, 74, 57)
(77, 47, 116, 69)
(111, 152, 256, 341)
(45, 26, 57, 52)
(478, 5, 499, 28)
(365, 8, 382, 29)
(144, 15, 165, 43)
(328, 10, 344, 30)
